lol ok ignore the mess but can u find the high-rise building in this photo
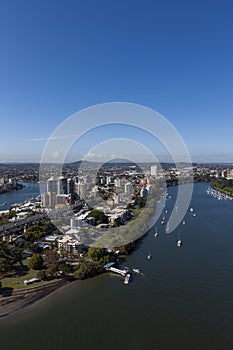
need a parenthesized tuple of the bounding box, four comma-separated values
(48, 192, 56, 208)
(67, 178, 74, 194)
(41, 192, 50, 208)
(124, 182, 133, 194)
(47, 177, 57, 194)
(74, 182, 87, 199)
(57, 176, 67, 195)
(114, 178, 122, 187)
(151, 165, 158, 176)
(106, 176, 114, 185)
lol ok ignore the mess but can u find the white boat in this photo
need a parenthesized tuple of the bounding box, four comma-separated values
(124, 273, 130, 284)
(183, 219, 185, 225)
(190, 207, 194, 212)
(177, 230, 182, 247)
(147, 252, 152, 259)
(177, 239, 182, 247)
(161, 212, 165, 225)
(193, 213, 197, 217)
(132, 268, 140, 274)
(154, 227, 158, 237)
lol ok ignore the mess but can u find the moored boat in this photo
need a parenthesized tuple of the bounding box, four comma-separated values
(124, 273, 130, 284)
(161, 212, 165, 225)
(177, 239, 182, 247)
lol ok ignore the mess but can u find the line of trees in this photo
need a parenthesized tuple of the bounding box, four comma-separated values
(212, 179, 233, 196)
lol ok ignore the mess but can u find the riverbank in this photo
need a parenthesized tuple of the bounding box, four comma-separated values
(0, 276, 74, 319)
(211, 180, 233, 198)
(0, 181, 190, 318)
(0, 182, 24, 195)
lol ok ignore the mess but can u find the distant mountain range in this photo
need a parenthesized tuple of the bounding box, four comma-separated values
(0, 160, 232, 167)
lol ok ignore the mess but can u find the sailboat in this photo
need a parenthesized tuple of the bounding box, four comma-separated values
(154, 226, 158, 238)
(147, 252, 152, 259)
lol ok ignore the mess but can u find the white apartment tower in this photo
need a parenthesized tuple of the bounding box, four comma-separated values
(150, 165, 158, 176)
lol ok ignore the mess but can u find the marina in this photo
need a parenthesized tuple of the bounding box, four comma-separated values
(0, 182, 41, 211)
(206, 186, 233, 200)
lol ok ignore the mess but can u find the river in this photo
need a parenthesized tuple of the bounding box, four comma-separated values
(0, 182, 233, 350)
(0, 182, 41, 210)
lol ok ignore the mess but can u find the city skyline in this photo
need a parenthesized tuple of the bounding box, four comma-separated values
(0, 1, 232, 163)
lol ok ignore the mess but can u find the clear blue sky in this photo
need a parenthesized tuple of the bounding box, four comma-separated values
(0, 0, 232, 163)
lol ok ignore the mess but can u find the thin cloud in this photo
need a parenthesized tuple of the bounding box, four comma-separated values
(26, 134, 78, 142)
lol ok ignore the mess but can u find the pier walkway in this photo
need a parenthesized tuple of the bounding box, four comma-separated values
(104, 262, 128, 276)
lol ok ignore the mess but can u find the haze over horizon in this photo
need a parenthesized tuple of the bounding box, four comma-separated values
(0, 1, 232, 163)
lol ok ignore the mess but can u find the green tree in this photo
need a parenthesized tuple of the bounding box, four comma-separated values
(28, 254, 43, 270)
(0, 242, 22, 274)
(87, 209, 108, 225)
(36, 270, 47, 280)
(74, 261, 103, 280)
(44, 250, 59, 277)
(87, 247, 108, 262)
